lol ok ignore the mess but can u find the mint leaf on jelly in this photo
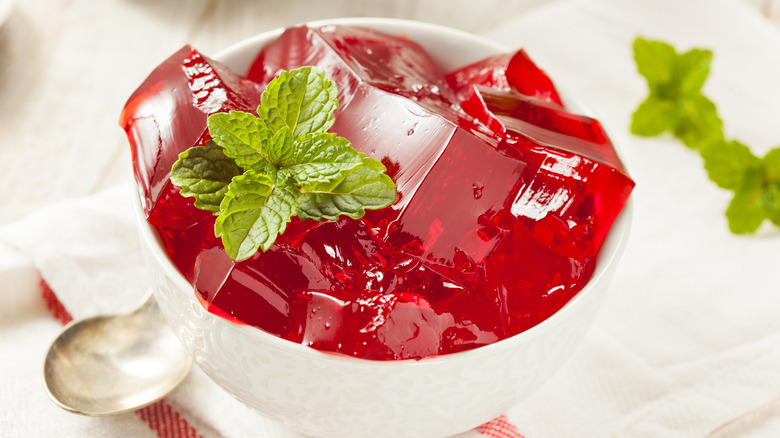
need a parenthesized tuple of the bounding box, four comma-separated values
(214, 171, 299, 261)
(208, 110, 271, 169)
(264, 126, 296, 166)
(298, 157, 397, 221)
(258, 66, 339, 138)
(170, 66, 398, 261)
(170, 141, 243, 213)
(280, 132, 363, 185)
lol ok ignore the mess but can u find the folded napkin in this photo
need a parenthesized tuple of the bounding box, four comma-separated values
(3, 0, 780, 437)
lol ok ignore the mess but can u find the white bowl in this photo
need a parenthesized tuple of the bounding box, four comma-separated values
(136, 17, 632, 438)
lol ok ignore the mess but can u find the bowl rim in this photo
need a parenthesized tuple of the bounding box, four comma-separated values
(214, 17, 509, 66)
(137, 17, 634, 368)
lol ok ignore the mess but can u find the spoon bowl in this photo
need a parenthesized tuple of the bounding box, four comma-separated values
(43, 291, 192, 416)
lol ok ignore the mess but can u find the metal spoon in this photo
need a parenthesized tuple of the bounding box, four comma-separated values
(43, 291, 192, 416)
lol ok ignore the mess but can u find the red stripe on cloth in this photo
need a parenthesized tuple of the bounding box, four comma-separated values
(41, 279, 73, 325)
(40, 279, 204, 438)
(137, 399, 203, 438)
(477, 415, 526, 438)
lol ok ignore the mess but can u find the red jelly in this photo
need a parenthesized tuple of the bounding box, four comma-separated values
(121, 25, 634, 360)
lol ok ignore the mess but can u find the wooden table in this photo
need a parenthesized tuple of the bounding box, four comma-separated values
(1, 0, 777, 224)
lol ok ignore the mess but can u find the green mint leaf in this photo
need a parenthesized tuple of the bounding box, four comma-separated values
(708, 145, 780, 233)
(701, 140, 759, 190)
(759, 147, 780, 226)
(264, 126, 295, 167)
(631, 95, 681, 137)
(672, 94, 723, 149)
(763, 181, 780, 227)
(674, 48, 713, 96)
(725, 170, 765, 234)
(632, 37, 780, 235)
(633, 37, 677, 90)
(259, 66, 338, 138)
(208, 110, 271, 168)
(632, 37, 723, 149)
(761, 147, 780, 181)
(214, 171, 299, 261)
(170, 142, 243, 213)
(282, 132, 363, 185)
(172, 67, 397, 260)
(297, 157, 397, 221)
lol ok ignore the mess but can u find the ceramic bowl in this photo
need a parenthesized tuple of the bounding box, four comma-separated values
(136, 17, 632, 438)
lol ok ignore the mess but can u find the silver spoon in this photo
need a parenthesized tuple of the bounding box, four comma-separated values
(43, 290, 192, 416)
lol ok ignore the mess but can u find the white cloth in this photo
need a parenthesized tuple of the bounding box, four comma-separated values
(3, 0, 780, 436)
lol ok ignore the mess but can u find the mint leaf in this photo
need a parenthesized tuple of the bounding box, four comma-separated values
(170, 67, 397, 260)
(701, 140, 759, 190)
(725, 170, 765, 234)
(763, 182, 780, 226)
(674, 48, 712, 96)
(208, 110, 271, 168)
(759, 148, 780, 226)
(707, 143, 780, 233)
(631, 95, 681, 137)
(633, 38, 677, 90)
(282, 132, 363, 185)
(673, 94, 723, 149)
(259, 66, 338, 138)
(215, 171, 299, 261)
(264, 126, 295, 167)
(298, 157, 397, 221)
(632, 37, 723, 150)
(632, 37, 780, 235)
(762, 147, 780, 180)
(170, 142, 243, 213)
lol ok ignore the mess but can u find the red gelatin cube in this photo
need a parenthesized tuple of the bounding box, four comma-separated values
(446, 49, 563, 106)
(385, 128, 526, 273)
(248, 25, 461, 121)
(209, 250, 304, 340)
(121, 46, 264, 215)
(485, 219, 594, 333)
(446, 53, 512, 93)
(506, 144, 634, 259)
(480, 86, 629, 174)
(506, 49, 563, 106)
(459, 86, 507, 138)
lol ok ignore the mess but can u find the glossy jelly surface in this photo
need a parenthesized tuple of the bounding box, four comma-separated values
(121, 25, 634, 360)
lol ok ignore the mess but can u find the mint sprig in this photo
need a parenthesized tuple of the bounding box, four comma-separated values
(702, 141, 780, 234)
(632, 37, 780, 234)
(631, 37, 723, 149)
(170, 66, 397, 261)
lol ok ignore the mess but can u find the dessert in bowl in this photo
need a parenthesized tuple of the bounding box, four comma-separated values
(125, 17, 633, 438)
